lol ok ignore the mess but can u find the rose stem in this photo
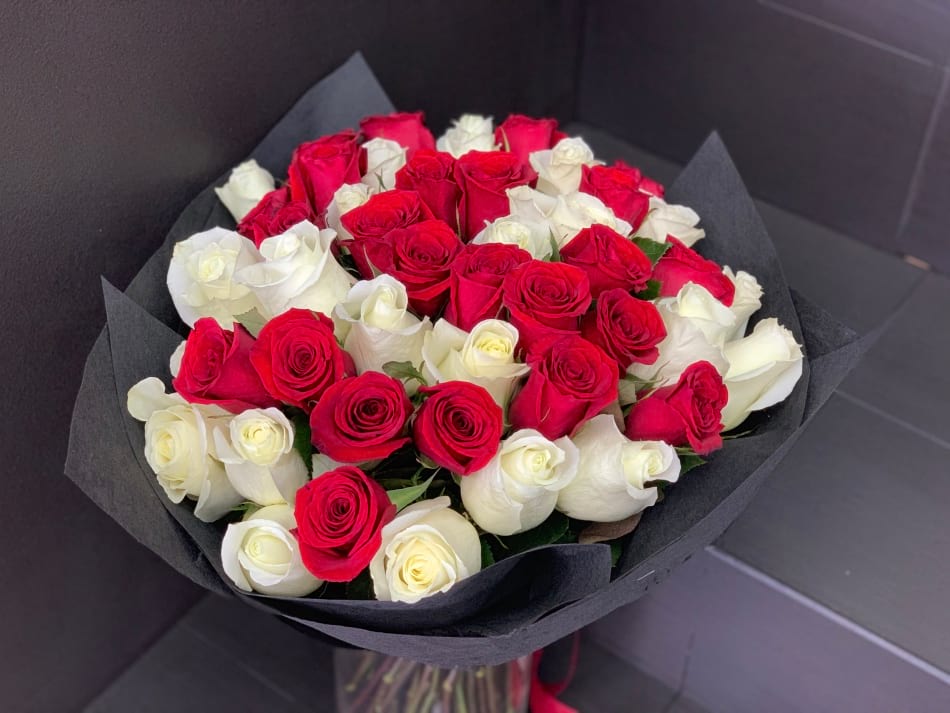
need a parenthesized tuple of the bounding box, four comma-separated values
(344, 650, 378, 693)
(406, 665, 431, 713)
(465, 667, 476, 711)
(419, 669, 440, 713)
(454, 675, 469, 713)
(441, 668, 458, 711)
(486, 664, 500, 713)
(348, 655, 393, 712)
(373, 659, 416, 712)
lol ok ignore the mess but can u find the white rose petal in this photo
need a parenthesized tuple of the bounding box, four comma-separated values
(213, 408, 308, 507)
(214, 160, 276, 222)
(657, 283, 738, 347)
(167, 227, 262, 328)
(436, 114, 496, 157)
(635, 197, 705, 246)
(221, 504, 322, 596)
(422, 319, 529, 409)
(507, 186, 632, 247)
(169, 341, 187, 378)
(626, 307, 729, 396)
(326, 183, 375, 241)
(234, 220, 355, 320)
(333, 275, 432, 377)
(370, 497, 482, 603)
(461, 429, 578, 535)
(720, 318, 804, 431)
(556, 415, 680, 522)
(723, 267, 763, 340)
(127, 377, 184, 422)
(361, 138, 407, 191)
(143, 404, 241, 522)
(530, 137, 598, 196)
(471, 215, 553, 260)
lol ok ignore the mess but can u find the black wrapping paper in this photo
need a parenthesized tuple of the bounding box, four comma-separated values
(65, 53, 868, 666)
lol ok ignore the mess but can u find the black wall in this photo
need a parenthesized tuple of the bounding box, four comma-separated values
(0, 2, 582, 710)
(578, 0, 950, 272)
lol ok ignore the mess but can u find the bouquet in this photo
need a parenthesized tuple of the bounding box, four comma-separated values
(66, 55, 866, 676)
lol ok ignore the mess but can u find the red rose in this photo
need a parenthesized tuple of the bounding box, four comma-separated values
(173, 319, 277, 413)
(508, 334, 618, 439)
(454, 151, 533, 240)
(362, 219, 462, 317)
(309, 372, 413, 463)
(559, 224, 652, 297)
(360, 111, 435, 156)
(413, 381, 503, 474)
(579, 164, 651, 230)
(444, 243, 532, 331)
(288, 130, 362, 218)
(294, 465, 396, 582)
(249, 309, 354, 411)
(637, 172, 665, 198)
(624, 360, 727, 455)
(580, 288, 667, 372)
(502, 260, 592, 347)
(237, 186, 312, 247)
(395, 149, 461, 232)
(340, 189, 435, 275)
(653, 238, 735, 306)
(494, 114, 565, 168)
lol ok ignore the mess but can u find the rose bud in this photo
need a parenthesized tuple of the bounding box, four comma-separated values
(370, 497, 481, 603)
(287, 129, 362, 218)
(454, 150, 534, 240)
(340, 189, 435, 275)
(214, 160, 276, 223)
(436, 114, 496, 158)
(413, 381, 504, 475)
(559, 223, 652, 297)
(508, 334, 619, 440)
(652, 237, 735, 305)
(249, 308, 354, 411)
(361, 219, 462, 317)
(578, 162, 652, 229)
(360, 111, 436, 156)
(395, 149, 462, 232)
(309, 371, 414, 463)
(173, 318, 277, 413)
(625, 360, 728, 455)
(502, 260, 592, 348)
(581, 288, 667, 373)
(494, 114, 565, 168)
(636, 197, 705, 247)
(294, 466, 396, 582)
(445, 242, 532, 331)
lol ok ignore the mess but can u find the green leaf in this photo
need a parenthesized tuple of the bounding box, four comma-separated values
(675, 450, 707, 475)
(480, 538, 496, 569)
(548, 230, 562, 262)
(610, 541, 623, 567)
(634, 279, 662, 301)
(381, 360, 428, 386)
(496, 511, 569, 556)
(387, 473, 436, 511)
(290, 412, 313, 474)
(632, 237, 670, 265)
(234, 308, 268, 337)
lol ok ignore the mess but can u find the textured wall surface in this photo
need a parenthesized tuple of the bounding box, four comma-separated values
(0, 2, 582, 711)
(577, 0, 950, 272)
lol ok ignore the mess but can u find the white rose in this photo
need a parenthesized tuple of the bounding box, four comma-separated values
(214, 160, 276, 222)
(221, 503, 322, 596)
(139, 399, 240, 522)
(361, 138, 407, 191)
(657, 283, 738, 347)
(626, 308, 728, 395)
(556, 415, 680, 522)
(436, 114, 496, 157)
(212, 408, 308, 507)
(723, 266, 763, 340)
(460, 430, 578, 535)
(422, 319, 530, 410)
(529, 137, 597, 196)
(234, 220, 354, 320)
(169, 341, 186, 378)
(507, 186, 632, 247)
(635, 197, 705, 246)
(720, 318, 804, 431)
(370, 497, 482, 604)
(333, 275, 432, 376)
(326, 183, 374, 241)
(471, 215, 553, 260)
(167, 227, 262, 328)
